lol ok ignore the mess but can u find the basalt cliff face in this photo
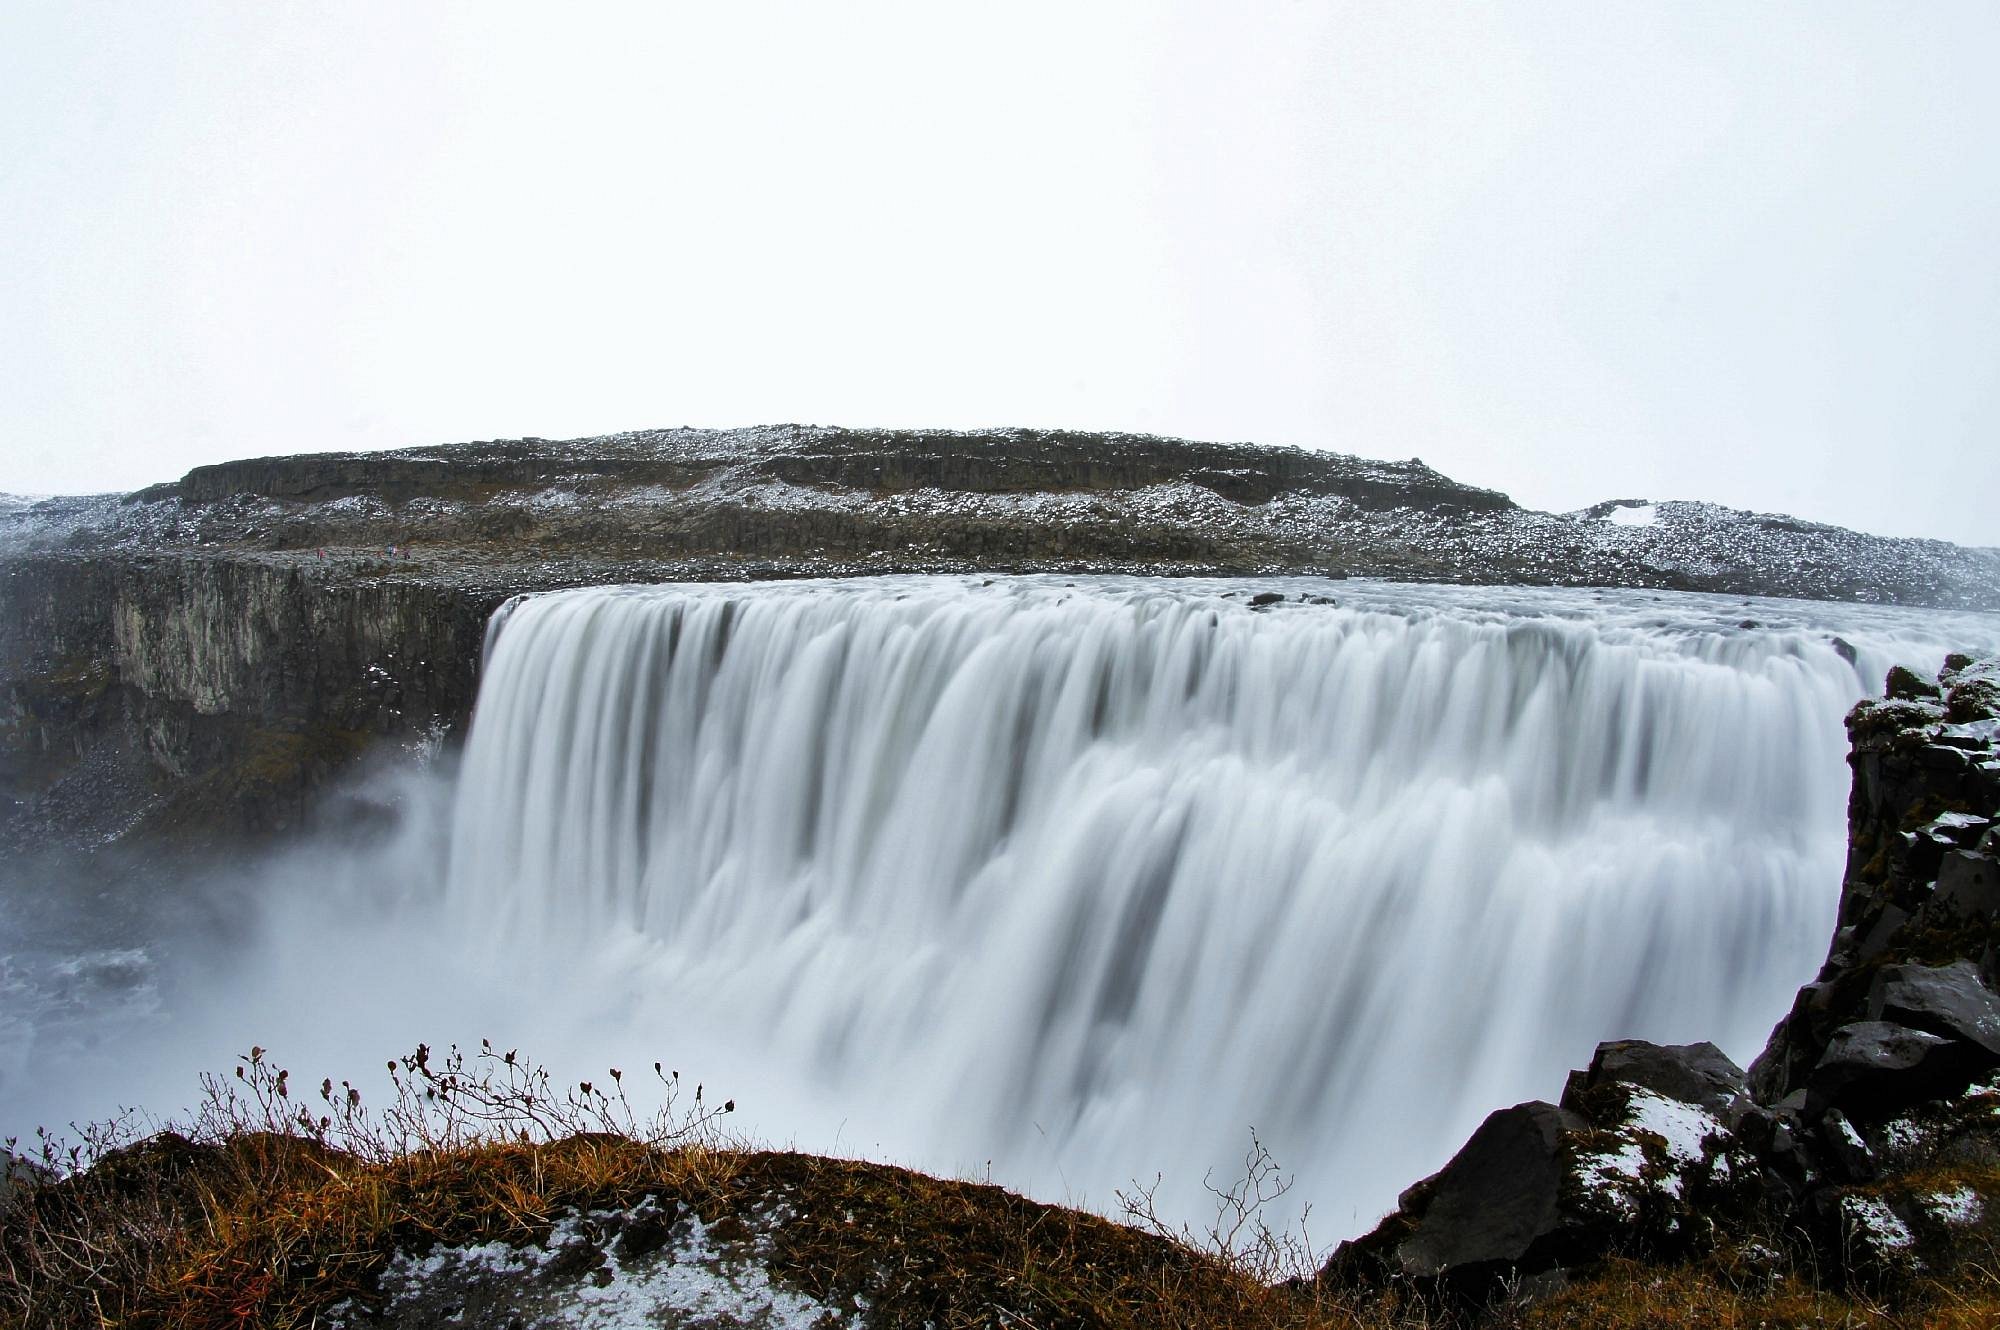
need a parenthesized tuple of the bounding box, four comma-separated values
(0, 553, 494, 851)
(1323, 656, 2000, 1314)
(4, 425, 1999, 848)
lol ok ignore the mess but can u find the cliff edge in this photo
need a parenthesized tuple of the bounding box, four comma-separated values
(7, 426, 1999, 852)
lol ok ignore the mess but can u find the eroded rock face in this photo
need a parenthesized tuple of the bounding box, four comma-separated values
(0, 554, 497, 851)
(1324, 657, 2000, 1309)
(1752, 656, 2000, 1106)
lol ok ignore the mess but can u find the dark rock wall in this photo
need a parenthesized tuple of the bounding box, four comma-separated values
(1749, 656, 2000, 1103)
(1, 554, 499, 849)
(1324, 657, 2000, 1310)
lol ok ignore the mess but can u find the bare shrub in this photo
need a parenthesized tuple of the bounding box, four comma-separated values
(1117, 1127, 1323, 1285)
(0, 1041, 737, 1329)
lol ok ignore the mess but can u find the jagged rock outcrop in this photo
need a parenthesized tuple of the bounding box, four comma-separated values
(6, 425, 1999, 848)
(1751, 655, 2000, 1103)
(1324, 1044, 1769, 1302)
(1323, 656, 2000, 1309)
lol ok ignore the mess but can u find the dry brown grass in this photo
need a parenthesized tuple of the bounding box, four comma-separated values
(1516, 1257, 2000, 1330)
(3, 1128, 1396, 1329)
(0, 1042, 1420, 1328)
(6, 1049, 1997, 1329)
(0, 1044, 744, 1329)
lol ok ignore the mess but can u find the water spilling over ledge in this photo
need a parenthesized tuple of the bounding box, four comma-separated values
(4, 577, 1995, 1237)
(431, 577, 1993, 1228)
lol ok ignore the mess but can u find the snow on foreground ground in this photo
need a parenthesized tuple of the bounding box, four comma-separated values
(342, 1201, 852, 1329)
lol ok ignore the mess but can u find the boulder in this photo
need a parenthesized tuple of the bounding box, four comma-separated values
(1834, 1192, 1922, 1278)
(1562, 1040, 1753, 1126)
(1389, 1101, 1586, 1279)
(1944, 664, 2000, 723)
(1817, 1108, 1879, 1182)
(1808, 1021, 1982, 1115)
(1866, 961, 2000, 1058)
(1930, 851, 2000, 924)
(1885, 665, 1942, 702)
(1327, 1068, 1767, 1308)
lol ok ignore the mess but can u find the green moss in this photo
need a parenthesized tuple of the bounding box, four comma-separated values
(129, 724, 377, 843)
(1857, 844, 1891, 885)
(1875, 914, 2000, 968)
(236, 726, 372, 789)
(9, 655, 114, 715)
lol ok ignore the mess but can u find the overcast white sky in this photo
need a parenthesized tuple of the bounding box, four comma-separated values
(3, 3, 1996, 545)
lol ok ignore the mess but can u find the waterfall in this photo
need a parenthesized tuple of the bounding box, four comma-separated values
(442, 576, 1983, 1230)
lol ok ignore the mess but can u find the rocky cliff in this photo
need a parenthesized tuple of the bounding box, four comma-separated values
(0, 554, 496, 851)
(1322, 656, 2000, 1318)
(6, 425, 1999, 849)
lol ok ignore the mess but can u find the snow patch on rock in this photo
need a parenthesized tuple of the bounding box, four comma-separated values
(1922, 811, 1991, 836)
(1570, 1090, 1726, 1215)
(1920, 1186, 1983, 1227)
(1626, 1090, 1724, 1166)
(1604, 502, 1659, 528)
(1841, 1194, 1916, 1252)
(1878, 1115, 1926, 1153)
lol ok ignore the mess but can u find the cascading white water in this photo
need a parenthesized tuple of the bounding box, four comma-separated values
(439, 576, 1990, 1230)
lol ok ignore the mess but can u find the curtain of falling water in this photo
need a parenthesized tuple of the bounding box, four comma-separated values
(443, 577, 1943, 1230)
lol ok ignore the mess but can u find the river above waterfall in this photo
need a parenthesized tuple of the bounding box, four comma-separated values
(5, 577, 1997, 1235)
